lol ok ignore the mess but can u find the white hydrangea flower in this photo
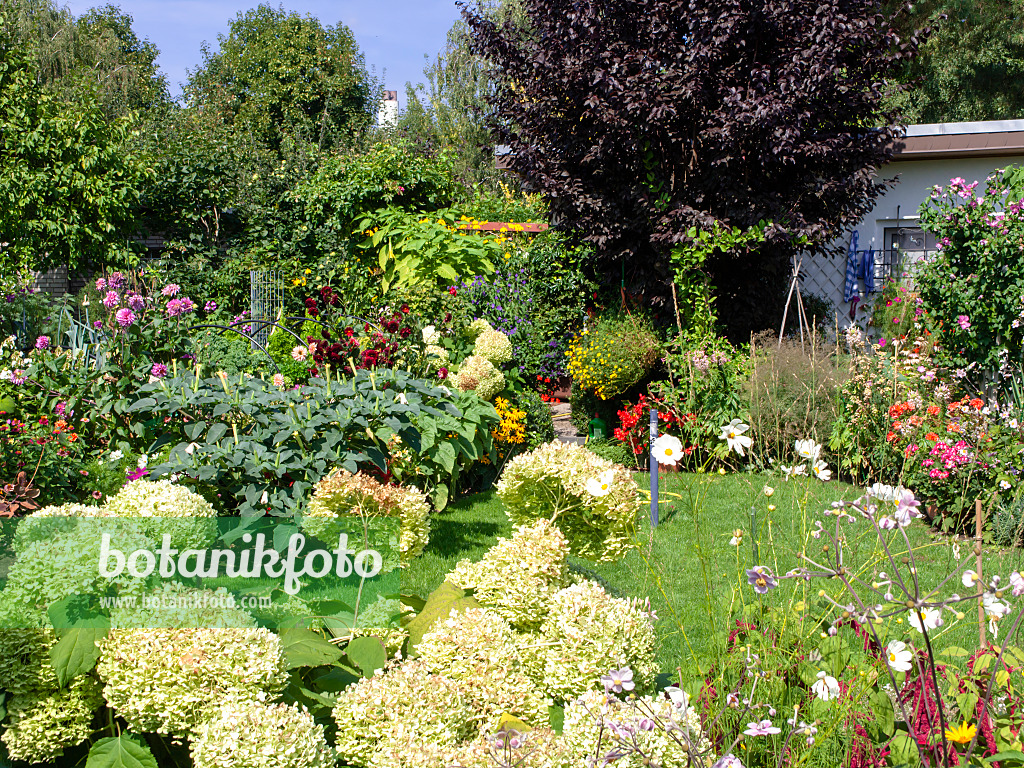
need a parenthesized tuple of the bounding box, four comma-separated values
(192, 701, 334, 768)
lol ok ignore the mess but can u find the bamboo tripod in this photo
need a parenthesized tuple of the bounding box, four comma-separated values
(778, 257, 812, 349)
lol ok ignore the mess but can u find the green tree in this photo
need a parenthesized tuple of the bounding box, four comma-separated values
(1, 0, 168, 119)
(184, 4, 376, 156)
(884, 0, 1024, 122)
(0, 22, 150, 276)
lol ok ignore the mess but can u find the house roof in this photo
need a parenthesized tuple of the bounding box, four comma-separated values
(895, 120, 1024, 161)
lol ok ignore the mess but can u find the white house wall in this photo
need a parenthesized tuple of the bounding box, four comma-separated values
(802, 154, 1024, 329)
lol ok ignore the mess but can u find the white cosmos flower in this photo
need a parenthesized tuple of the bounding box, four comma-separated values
(586, 469, 616, 497)
(811, 460, 831, 482)
(652, 434, 683, 465)
(780, 464, 807, 480)
(718, 419, 753, 457)
(811, 670, 840, 701)
(908, 607, 943, 633)
(666, 686, 690, 713)
(885, 640, 913, 673)
(794, 439, 822, 463)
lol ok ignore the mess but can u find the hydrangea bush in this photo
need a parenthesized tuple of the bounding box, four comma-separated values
(303, 468, 430, 565)
(496, 440, 641, 560)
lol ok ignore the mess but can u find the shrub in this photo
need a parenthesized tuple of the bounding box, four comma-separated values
(332, 659, 476, 767)
(190, 327, 255, 377)
(303, 469, 430, 566)
(416, 608, 548, 730)
(454, 354, 505, 400)
(496, 441, 640, 561)
(528, 580, 658, 702)
(98, 627, 289, 736)
(565, 315, 660, 400)
(1, 677, 103, 764)
(103, 478, 218, 550)
(473, 328, 513, 365)
(191, 701, 334, 768)
(515, 387, 555, 449)
(447, 519, 570, 630)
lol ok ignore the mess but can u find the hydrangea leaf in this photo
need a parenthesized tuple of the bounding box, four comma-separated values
(279, 628, 344, 669)
(86, 735, 157, 768)
(346, 636, 388, 678)
(406, 581, 480, 650)
(50, 626, 109, 688)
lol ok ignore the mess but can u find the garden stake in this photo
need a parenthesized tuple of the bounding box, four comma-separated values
(750, 507, 759, 567)
(649, 409, 658, 527)
(977, 498, 986, 647)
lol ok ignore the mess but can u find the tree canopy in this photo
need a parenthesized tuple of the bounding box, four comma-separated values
(463, 0, 921, 335)
(884, 0, 1024, 123)
(184, 4, 376, 156)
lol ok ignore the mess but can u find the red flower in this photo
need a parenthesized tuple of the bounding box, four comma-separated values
(448, 287, 457, 296)
(438, 367, 448, 379)
(401, 304, 410, 314)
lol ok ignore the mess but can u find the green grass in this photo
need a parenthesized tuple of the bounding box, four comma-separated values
(404, 472, 1024, 676)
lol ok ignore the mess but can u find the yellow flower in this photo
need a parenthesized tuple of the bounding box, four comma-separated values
(944, 722, 976, 744)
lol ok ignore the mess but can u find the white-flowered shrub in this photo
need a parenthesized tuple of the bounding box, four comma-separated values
(332, 659, 476, 768)
(3, 522, 152, 609)
(12, 502, 105, 552)
(454, 354, 506, 400)
(103, 478, 218, 549)
(98, 627, 289, 736)
(417, 608, 548, 731)
(447, 519, 570, 629)
(0, 601, 57, 695)
(466, 317, 493, 341)
(1, 678, 103, 764)
(497, 441, 640, 561)
(474, 329, 513, 365)
(425, 344, 450, 368)
(529, 580, 658, 702)
(393, 728, 572, 768)
(191, 701, 334, 768)
(303, 469, 429, 566)
(108, 584, 257, 629)
(561, 689, 712, 768)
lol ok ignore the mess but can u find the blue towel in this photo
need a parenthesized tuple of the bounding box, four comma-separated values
(862, 248, 875, 293)
(843, 231, 860, 302)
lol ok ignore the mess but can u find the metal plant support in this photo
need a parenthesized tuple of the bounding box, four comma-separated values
(250, 270, 284, 352)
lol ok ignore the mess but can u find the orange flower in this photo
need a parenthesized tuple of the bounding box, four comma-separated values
(970, 398, 984, 410)
(927, 405, 940, 416)
(925, 432, 940, 441)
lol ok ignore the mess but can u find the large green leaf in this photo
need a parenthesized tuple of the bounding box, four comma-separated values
(346, 636, 388, 678)
(279, 628, 344, 669)
(406, 582, 480, 649)
(50, 626, 109, 687)
(86, 735, 157, 768)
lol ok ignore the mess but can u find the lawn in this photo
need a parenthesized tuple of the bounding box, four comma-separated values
(404, 471, 1024, 676)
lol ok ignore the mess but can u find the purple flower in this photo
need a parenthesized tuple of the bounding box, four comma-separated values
(126, 467, 149, 482)
(102, 291, 120, 309)
(161, 283, 180, 298)
(167, 297, 196, 317)
(179, 297, 195, 313)
(151, 363, 168, 378)
(600, 667, 635, 693)
(55, 401, 66, 417)
(743, 719, 782, 737)
(956, 315, 971, 330)
(746, 566, 778, 594)
(107, 272, 126, 291)
(93, 320, 104, 329)
(204, 300, 217, 313)
(34, 335, 50, 350)
(127, 293, 145, 311)
(95, 277, 107, 291)
(115, 308, 135, 328)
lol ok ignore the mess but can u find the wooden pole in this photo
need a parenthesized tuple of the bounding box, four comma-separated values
(977, 498, 986, 647)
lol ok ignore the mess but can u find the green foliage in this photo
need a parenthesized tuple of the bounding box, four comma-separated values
(190, 328, 256, 379)
(266, 326, 309, 386)
(297, 140, 460, 241)
(565, 315, 661, 401)
(132, 368, 498, 517)
(917, 169, 1024, 376)
(355, 208, 499, 293)
(184, 3, 374, 155)
(516, 387, 555, 449)
(0, 26, 150, 275)
(884, 0, 1024, 122)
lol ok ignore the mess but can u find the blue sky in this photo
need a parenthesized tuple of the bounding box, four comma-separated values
(61, 0, 465, 103)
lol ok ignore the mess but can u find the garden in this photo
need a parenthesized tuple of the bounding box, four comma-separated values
(4, 0, 1024, 767)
